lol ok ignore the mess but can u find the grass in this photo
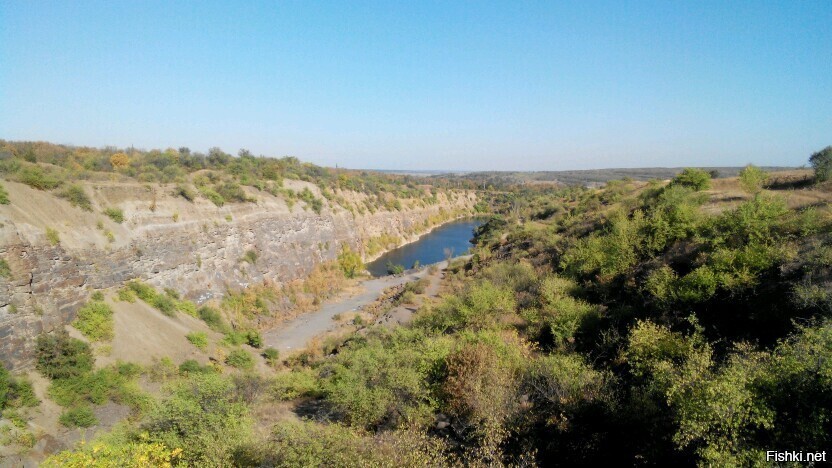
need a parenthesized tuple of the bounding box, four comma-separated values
(0, 259, 11, 279)
(225, 349, 254, 370)
(57, 184, 92, 211)
(45, 227, 60, 246)
(126, 281, 178, 317)
(241, 250, 258, 264)
(58, 406, 97, 428)
(0, 182, 10, 204)
(103, 207, 124, 223)
(186, 332, 209, 351)
(19, 166, 61, 190)
(72, 300, 114, 342)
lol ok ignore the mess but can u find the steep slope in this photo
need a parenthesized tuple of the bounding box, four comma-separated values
(0, 178, 476, 370)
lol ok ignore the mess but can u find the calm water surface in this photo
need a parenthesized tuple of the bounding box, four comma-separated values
(366, 218, 484, 277)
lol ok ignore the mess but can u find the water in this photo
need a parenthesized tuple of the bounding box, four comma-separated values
(366, 218, 484, 277)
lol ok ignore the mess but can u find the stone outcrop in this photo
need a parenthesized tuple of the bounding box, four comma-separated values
(0, 179, 476, 369)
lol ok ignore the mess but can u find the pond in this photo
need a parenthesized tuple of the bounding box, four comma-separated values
(365, 218, 484, 277)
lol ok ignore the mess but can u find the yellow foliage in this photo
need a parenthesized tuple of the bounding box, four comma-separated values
(110, 153, 130, 169)
(42, 440, 182, 467)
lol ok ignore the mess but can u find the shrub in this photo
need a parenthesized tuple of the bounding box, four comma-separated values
(738, 164, 769, 194)
(116, 286, 136, 302)
(216, 182, 249, 203)
(19, 166, 61, 190)
(186, 332, 209, 351)
(58, 406, 97, 428)
(242, 250, 258, 264)
(199, 187, 225, 206)
(143, 373, 252, 466)
(109, 152, 130, 169)
(226, 349, 255, 370)
(671, 168, 711, 191)
(0, 365, 8, 409)
(809, 145, 832, 182)
(320, 328, 444, 428)
(262, 420, 450, 467)
(262, 348, 280, 365)
(43, 441, 181, 467)
(127, 281, 176, 316)
(36, 331, 94, 380)
(0, 258, 11, 279)
(386, 262, 405, 275)
(337, 245, 363, 278)
(271, 368, 321, 400)
(246, 330, 263, 348)
(103, 207, 124, 223)
(174, 184, 196, 201)
(57, 184, 92, 211)
(153, 295, 177, 317)
(45, 227, 60, 246)
(179, 360, 216, 375)
(197, 306, 229, 333)
(72, 300, 115, 342)
(0, 182, 9, 204)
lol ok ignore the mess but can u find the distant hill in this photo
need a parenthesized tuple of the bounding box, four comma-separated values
(452, 167, 799, 187)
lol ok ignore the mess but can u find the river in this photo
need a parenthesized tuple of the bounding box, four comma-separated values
(365, 218, 484, 276)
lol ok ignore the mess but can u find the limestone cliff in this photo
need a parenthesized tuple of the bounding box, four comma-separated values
(0, 178, 476, 369)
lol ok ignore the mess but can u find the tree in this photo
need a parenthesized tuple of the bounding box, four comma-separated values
(109, 152, 129, 170)
(809, 146, 832, 182)
(670, 168, 711, 191)
(337, 245, 363, 278)
(738, 164, 768, 194)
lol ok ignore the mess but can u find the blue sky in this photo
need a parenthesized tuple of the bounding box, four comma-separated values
(1, 1, 830, 171)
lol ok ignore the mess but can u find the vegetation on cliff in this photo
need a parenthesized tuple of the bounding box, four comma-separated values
(33, 158, 831, 466)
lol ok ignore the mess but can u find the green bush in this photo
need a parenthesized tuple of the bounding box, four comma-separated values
(45, 227, 60, 246)
(262, 348, 280, 365)
(670, 168, 711, 191)
(386, 262, 405, 275)
(262, 420, 450, 467)
(58, 406, 97, 428)
(809, 145, 832, 182)
(174, 184, 196, 201)
(226, 349, 255, 370)
(216, 182, 249, 203)
(0, 258, 12, 279)
(72, 300, 114, 342)
(337, 246, 363, 278)
(0, 365, 8, 409)
(19, 166, 61, 190)
(143, 373, 252, 466)
(57, 184, 92, 211)
(127, 281, 176, 316)
(179, 360, 216, 375)
(242, 250, 257, 264)
(320, 328, 446, 428)
(36, 331, 94, 380)
(246, 330, 263, 348)
(186, 332, 209, 351)
(199, 187, 225, 206)
(0, 182, 9, 204)
(197, 306, 229, 333)
(738, 164, 769, 194)
(48, 368, 127, 407)
(103, 207, 124, 223)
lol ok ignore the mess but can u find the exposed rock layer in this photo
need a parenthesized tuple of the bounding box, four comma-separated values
(0, 179, 475, 369)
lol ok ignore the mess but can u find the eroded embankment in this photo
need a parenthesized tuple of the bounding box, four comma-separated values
(0, 179, 476, 369)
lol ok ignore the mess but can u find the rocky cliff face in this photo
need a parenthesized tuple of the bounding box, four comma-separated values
(0, 179, 476, 369)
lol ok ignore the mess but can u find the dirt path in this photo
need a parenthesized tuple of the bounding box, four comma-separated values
(262, 261, 454, 353)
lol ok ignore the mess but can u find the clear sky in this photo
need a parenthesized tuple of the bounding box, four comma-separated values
(1, 1, 830, 171)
